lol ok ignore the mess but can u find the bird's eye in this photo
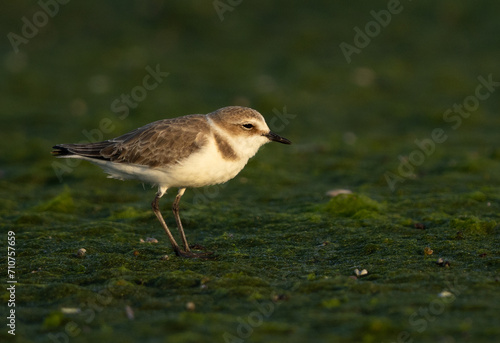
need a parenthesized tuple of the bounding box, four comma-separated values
(242, 123, 254, 130)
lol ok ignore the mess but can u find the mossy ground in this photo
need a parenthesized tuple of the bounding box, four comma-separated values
(1, 1, 499, 342)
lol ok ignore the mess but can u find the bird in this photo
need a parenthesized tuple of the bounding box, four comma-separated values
(52, 106, 291, 258)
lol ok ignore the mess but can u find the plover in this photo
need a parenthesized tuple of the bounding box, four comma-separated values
(52, 106, 291, 258)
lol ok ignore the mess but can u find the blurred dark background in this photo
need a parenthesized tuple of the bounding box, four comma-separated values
(1, 0, 499, 211)
(2, 1, 499, 162)
(2, 2, 500, 342)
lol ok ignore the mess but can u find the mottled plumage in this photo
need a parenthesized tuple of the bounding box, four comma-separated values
(53, 115, 210, 168)
(52, 106, 291, 258)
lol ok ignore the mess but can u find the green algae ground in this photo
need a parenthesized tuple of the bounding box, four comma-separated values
(1, 1, 500, 342)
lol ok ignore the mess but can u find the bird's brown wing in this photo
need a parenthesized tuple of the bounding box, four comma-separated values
(52, 115, 211, 168)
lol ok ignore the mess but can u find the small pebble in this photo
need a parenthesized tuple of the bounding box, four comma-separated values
(186, 302, 196, 311)
(326, 189, 352, 197)
(436, 258, 450, 267)
(145, 237, 158, 243)
(125, 305, 134, 320)
(272, 294, 289, 302)
(343, 131, 358, 145)
(161, 255, 170, 261)
(438, 291, 453, 298)
(414, 223, 426, 230)
(61, 307, 81, 314)
(76, 248, 86, 258)
(354, 269, 368, 277)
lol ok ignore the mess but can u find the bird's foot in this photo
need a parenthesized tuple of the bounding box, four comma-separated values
(189, 243, 207, 250)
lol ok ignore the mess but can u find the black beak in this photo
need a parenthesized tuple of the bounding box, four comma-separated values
(264, 131, 292, 145)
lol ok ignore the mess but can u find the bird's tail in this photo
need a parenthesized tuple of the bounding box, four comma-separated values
(51, 142, 114, 160)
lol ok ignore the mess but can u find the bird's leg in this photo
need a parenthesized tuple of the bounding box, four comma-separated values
(152, 188, 213, 259)
(172, 188, 214, 259)
(172, 188, 190, 252)
(151, 191, 182, 255)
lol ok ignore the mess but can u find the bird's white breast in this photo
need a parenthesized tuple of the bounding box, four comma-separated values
(156, 135, 251, 188)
